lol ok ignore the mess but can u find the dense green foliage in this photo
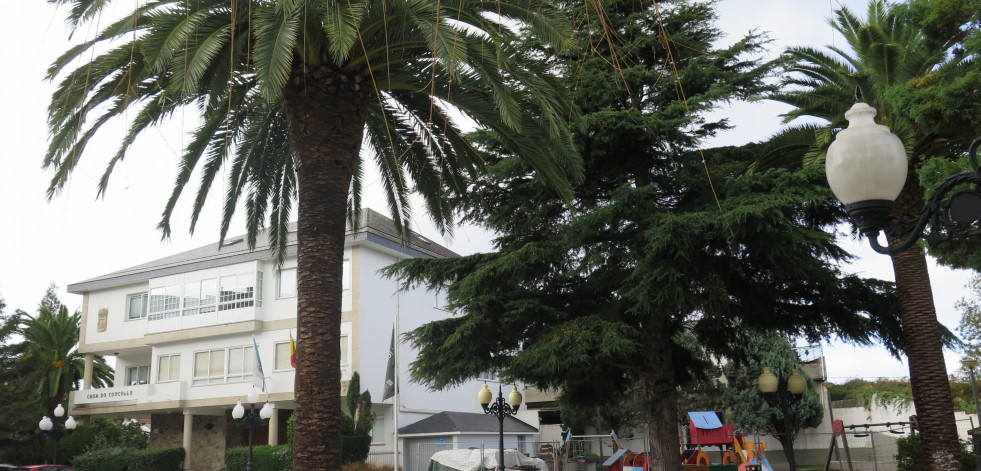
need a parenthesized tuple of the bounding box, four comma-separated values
(721, 332, 824, 451)
(57, 419, 150, 466)
(895, 433, 976, 471)
(44, 0, 582, 465)
(0, 287, 114, 464)
(225, 444, 293, 471)
(72, 446, 185, 471)
(386, 0, 902, 466)
(827, 377, 981, 415)
(346, 372, 375, 435)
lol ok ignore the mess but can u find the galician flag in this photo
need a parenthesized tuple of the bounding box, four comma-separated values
(289, 331, 297, 368)
(253, 335, 266, 392)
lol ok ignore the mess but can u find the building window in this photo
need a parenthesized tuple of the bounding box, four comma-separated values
(275, 341, 293, 370)
(157, 354, 180, 382)
(219, 273, 257, 311)
(182, 279, 217, 316)
(226, 346, 254, 382)
(340, 333, 349, 366)
(148, 285, 181, 321)
(478, 369, 499, 382)
(279, 268, 297, 298)
(433, 288, 449, 311)
(126, 365, 149, 386)
(193, 347, 254, 385)
(343, 259, 352, 289)
(127, 293, 148, 320)
(371, 418, 385, 444)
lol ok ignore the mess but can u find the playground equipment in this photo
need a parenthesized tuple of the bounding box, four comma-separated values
(681, 411, 773, 471)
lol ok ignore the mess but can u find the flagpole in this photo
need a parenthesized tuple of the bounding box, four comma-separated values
(394, 290, 400, 471)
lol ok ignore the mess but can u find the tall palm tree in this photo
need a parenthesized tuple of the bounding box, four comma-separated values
(768, 2, 962, 468)
(43, 0, 580, 468)
(17, 305, 113, 417)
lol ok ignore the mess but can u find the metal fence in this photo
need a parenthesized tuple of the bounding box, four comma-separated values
(367, 427, 954, 471)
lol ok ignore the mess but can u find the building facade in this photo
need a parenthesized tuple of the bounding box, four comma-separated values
(67, 210, 538, 470)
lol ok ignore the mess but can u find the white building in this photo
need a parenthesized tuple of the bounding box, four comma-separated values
(67, 209, 539, 471)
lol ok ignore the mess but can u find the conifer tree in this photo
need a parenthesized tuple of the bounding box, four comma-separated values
(386, 1, 901, 467)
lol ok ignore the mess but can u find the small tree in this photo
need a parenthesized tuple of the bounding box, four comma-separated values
(722, 332, 823, 452)
(346, 372, 375, 436)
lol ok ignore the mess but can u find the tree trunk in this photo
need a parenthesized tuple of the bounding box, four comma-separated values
(283, 64, 372, 471)
(644, 333, 683, 471)
(889, 171, 960, 471)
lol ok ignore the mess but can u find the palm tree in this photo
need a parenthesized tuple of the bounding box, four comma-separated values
(768, 2, 962, 468)
(43, 0, 580, 468)
(17, 304, 114, 417)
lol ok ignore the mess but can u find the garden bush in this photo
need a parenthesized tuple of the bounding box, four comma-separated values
(341, 434, 372, 464)
(895, 433, 975, 471)
(72, 446, 184, 471)
(225, 444, 292, 471)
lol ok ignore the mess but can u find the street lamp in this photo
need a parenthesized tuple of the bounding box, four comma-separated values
(232, 388, 274, 471)
(758, 367, 807, 471)
(963, 359, 981, 471)
(478, 383, 522, 471)
(825, 94, 981, 254)
(38, 404, 77, 464)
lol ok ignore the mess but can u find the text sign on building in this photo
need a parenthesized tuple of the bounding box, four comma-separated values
(75, 385, 147, 405)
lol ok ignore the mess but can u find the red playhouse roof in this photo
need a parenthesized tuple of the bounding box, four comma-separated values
(687, 411, 734, 446)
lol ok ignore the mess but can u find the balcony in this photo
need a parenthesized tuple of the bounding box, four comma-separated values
(146, 305, 261, 334)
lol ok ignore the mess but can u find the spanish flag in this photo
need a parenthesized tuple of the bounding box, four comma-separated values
(289, 331, 297, 368)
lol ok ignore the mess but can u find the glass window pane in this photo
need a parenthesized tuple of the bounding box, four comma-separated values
(194, 352, 209, 377)
(228, 348, 244, 375)
(157, 356, 170, 381)
(184, 282, 200, 308)
(210, 350, 224, 376)
(169, 355, 180, 380)
(201, 279, 217, 306)
(372, 418, 385, 443)
(275, 342, 291, 370)
(340, 334, 349, 365)
(343, 260, 351, 289)
(139, 366, 149, 384)
(128, 294, 146, 319)
(279, 269, 297, 298)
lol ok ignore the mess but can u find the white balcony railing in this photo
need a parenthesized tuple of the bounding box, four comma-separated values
(146, 305, 260, 334)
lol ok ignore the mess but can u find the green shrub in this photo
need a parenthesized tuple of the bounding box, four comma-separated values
(132, 446, 185, 471)
(71, 447, 132, 471)
(225, 444, 292, 471)
(896, 433, 975, 471)
(287, 413, 295, 449)
(341, 412, 356, 435)
(342, 434, 371, 463)
(71, 446, 184, 471)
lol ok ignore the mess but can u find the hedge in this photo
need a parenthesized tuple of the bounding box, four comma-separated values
(72, 446, 185, 471)
(225, 444, 292, 471)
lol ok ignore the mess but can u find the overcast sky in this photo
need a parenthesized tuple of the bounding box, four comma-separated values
(0, 0, 972, 382)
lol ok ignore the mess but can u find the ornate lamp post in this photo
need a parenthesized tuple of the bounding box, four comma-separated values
(826, 91, 978, 468)
(758, 367, 807, 471)
(232, 388, 274, 471)
(478, 383, 522, 471)
(38, 404, 77, 464)
(825, 97, 981, 254)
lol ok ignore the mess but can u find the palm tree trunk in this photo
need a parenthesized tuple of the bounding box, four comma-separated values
(890, 173, 960, 471)
(283, 65, 372, 471)
(644, 332, 683, 471)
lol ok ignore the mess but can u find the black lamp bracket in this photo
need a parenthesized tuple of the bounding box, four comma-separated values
(857, 138, 981, 255)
